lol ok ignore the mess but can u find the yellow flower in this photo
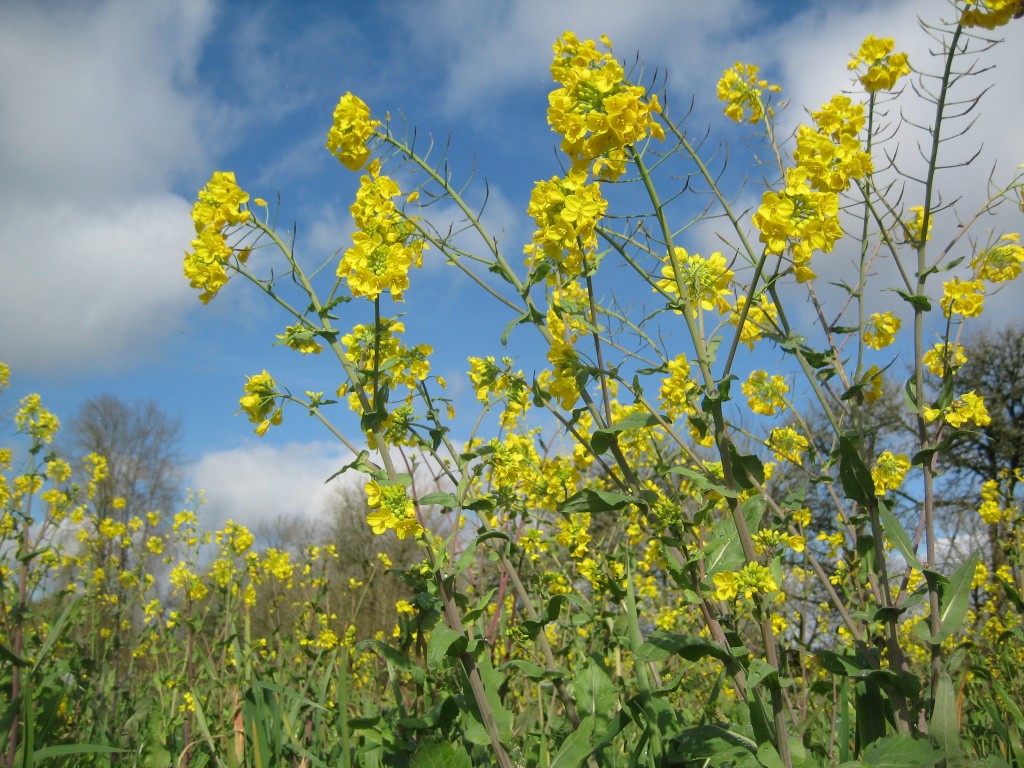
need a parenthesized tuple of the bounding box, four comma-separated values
(547, 31, 663, 180)
(871, 451, 911, 496)
(239, 371, 281, 435)
(972, 234, 1023, 283)
(767, 427, 809, 464)
(863, 311, 901, 350)
(960, 0, 1023, 29)
(848, 35, 910, 92)
(326, 92, 381, 171)
(742, 370, 790, 416)
(941, 277, 985, 318)
(716, 62, 781, 124)
(656, 248, 735, 317)
(924, 390, 992, 428)
(365, 480, 421, 539)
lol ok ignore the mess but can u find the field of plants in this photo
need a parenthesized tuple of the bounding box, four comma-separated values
(3, 1, 1024, 765)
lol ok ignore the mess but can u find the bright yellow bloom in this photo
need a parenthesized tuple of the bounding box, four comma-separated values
(871, 451, 911, 496)
(276, 324, 323, 355)
(467, 356, 531, 426)
(730, 295, 778, 349)
(972, 233, 1023, 283)
(714, 562, 779, 601)
(767, 427, 809, 464)
(656, 248, 735, 317)
(923, 342, 967, 376)
(365, 479, 421, 539)
(238, 371, 281, 436)
(940, 278, 985, 318)
(742, 370, 789, 416)
(924, 390, 992, 428)
(793, 96, 871, 192)
(524, 171, 607, 279)
(184, 171, 252, 303)
(15, 394, 60, 445)
(848, 35, 911, 92)
(659, 354, 698, 420)
(717, 62, 781, 124)
(547, 31, 663, 180)
(326, 92, 381, 171)
(960, 0, 1023, 29)
(905, 206, 932, 243)
(863, 311, 901, 349)
(337, 165, 426, 301)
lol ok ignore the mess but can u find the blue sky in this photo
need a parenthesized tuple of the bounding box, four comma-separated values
(1, 0, 1021, 531)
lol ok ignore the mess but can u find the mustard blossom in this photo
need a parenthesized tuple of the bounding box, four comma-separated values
(716, 62, 781, 124)
(848, 35, 911, 92)
(863, 311, 901, 350)
(326, 92, 381, 171)
(547, 31, 664, 180)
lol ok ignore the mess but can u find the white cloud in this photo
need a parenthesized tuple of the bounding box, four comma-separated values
(188, 440, 359, 531)
(0, 0, 217, 374)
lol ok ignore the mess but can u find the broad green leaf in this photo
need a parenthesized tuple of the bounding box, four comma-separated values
(635, 631, 733, 665)
(879, 500, 922, 570)
(419, 491, 459, 508)
(929, 668, 962, 761)
(409, 740, 473, 768)
(549, 715, 597, 768)
(573, 655, 617, 721)
(667, 465, 739, 498)
(557, 488, 643, 515)
(931, 551, 979, 644)
(838, 435, 875, 506)
(857, 732, 943, 767)
(427, 623, 468, 669)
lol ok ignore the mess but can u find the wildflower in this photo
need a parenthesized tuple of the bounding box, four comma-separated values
(659, 354, 698, 420)
(717, 62, 781, 124)
(905, 206, 932, 243)
(742, 370, 789, 416)
(848, 35, 910, 92)
(767, 427, 809, 464)
(184, 171, 252, 303)
(871, 451, 911, 496)
(276, 324, 323, 355)
(547, 31, 663, 180)
(15, 394, 60, 445)
(326, 92, 381, 171)
(365, 479, 422, 539)
(524, 171, 607, 279)
(656, 248, 735, 316)
(960, 0, 1023, 29)
(337, 164, 426, 301)
(863, 311, 901, 350)
(239, 371, 282, 436)
(923, 342, 967, 376)
(729, 295, 779, 349)
(972, 234, 1023, 283)
(940, 278, 985, 318)
(714, 562, 779, 601)
(924, 390, 992, 428)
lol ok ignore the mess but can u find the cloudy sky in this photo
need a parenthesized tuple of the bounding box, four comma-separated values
(1, 0, 1021, 531)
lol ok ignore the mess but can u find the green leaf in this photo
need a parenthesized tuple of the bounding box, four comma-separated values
(635, 631, 733, 665)
(558, 488, 643, 515)
(574, 656, 618, 722)
(894, 290, 932, 312)
(426, 624, 467, 670)
(879, 500, 922, 571)
(590, 412, 661, 454)
(549, 715, 597, 768)
(930, 668, 962, 761)
(932, 551, 979, 644)
(857, 732, 943, 767)
(727, 442, 765, 490)
(419, 492, 459, 508)
(838, 435, 875, 506)
(667, 465, 738, 498)
(410, 739, 473, 768)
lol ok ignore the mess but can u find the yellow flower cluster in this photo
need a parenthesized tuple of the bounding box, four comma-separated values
(656, 248, 735, 317)
(337, 163, 425, 302)
(337, 319, 431, 414)
(524, 170, 607, 280)
(940, 277, 986, 318)
(905, 206, 932, 243)
(184, 171, 255, 303)
(972, 233, 1023, 283)
(326, 92, 381, 172)
(752, 528, 805, 555)
(716, 62, 781, 124)
(847, 35, 911, 93)
(923, 342, 967, 376)
(924, 390, 991, 428)
(713, 561, 779, 601)
(467, 356, 531, 426)
(365, 479, 422, 539)
(742, 370, 790, 416)
(14, 394, 60, 445)
(659, 354, 698, 421)
(542, 309, 581, 409)
(547, 31, 664, 180)
(978, 479, 1005, 524)
(960, 0, 1023, 29)
(752, 167, 842, 282)
(871, 451, 911, 496)
(793, 95, 872, 192)
(863, 311, 901, 350)
(729, 295, 779, 349)
(276, 323, 323, 355)
(239, 370, 282, 436)
(767, 427, 809, 464)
